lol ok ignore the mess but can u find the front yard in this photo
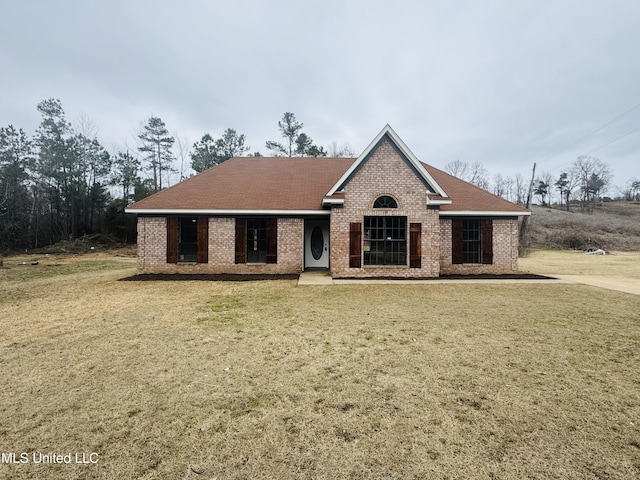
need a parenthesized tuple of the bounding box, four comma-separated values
(0, 252, 639, 479)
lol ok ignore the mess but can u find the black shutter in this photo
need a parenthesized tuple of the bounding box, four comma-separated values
(197, 217, 208, 264)
(452, 219, 463, 264)
(410, 223, 422, 268)
(349, 222, 362, 268)
(266, 218, 278, 264)
(235, 218, 247, 264)
(481, 219, 493, 264)
(166, 217, 179, 263)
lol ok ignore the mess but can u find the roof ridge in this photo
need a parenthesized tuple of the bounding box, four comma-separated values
(326, 124, 448, 198)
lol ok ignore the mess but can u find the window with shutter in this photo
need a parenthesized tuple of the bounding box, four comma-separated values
(363, 216, 407, 266)
(167, 217, 208, 263)
(236, 218, 278, 264)
(451, 218, 493, 265)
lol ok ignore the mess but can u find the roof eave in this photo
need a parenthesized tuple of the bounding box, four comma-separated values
(125, 208, 331, 216)
(321, 198, 345, 207)
(440, 210, 531, 217)
(427, 198, 453, 206)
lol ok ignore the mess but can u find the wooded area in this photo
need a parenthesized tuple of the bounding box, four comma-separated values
(1, 99, 143, 251)
(0, 105, 354, 252)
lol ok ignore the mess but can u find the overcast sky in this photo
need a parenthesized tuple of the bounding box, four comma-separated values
(2, 0, 639, 190)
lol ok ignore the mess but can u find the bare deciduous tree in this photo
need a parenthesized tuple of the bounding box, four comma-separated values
(444, 159, 470, 180)
(514, 173, 527, 205)
(444, 159, 489, 189)
(538, 170, 555, 205)
(469, 162, 489, 190)
(492, 173, 506, 198)
(503, 176, 514, 202)
(571, 155, 612, 213)
(328, 141, 356, 157)
(174, 134, 190, 181)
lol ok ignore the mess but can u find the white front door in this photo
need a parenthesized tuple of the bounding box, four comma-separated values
(305, 220, 329, 269)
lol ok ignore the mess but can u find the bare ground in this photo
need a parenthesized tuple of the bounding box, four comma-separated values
(1, 252, 639, 479)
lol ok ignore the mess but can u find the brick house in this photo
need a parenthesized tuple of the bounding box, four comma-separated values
(126, 125, 530, 277)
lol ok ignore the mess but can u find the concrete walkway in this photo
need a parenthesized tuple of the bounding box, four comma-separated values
(548, 274, 640, 296)
(298, 271, 640, 296)
(298, 270, 334, 285)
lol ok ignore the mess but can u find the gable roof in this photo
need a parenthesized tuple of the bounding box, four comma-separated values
(126, 156, 354, 215)
(326, 124, 449, 198)
(126, 126, 530, 217)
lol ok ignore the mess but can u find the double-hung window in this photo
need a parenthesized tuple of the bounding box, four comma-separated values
(246, 218, 267, 263)
(179, 218, 198, 262)
(462, 219, 481, 264)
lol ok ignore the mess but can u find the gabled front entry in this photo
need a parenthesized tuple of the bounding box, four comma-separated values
(304, 219, 330, 269)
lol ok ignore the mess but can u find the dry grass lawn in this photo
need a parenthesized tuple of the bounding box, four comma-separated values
(520, 249, 640, 278)
(1, 252, 639, 479)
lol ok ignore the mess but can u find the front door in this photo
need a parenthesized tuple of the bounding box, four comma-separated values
(305, 220, 329, 269)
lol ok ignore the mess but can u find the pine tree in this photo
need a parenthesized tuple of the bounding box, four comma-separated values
(0, 125, 34, 249)
(138, 117, 175, 191)
(265, 112, 326, 157)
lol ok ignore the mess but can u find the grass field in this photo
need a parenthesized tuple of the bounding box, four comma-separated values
(519, 249, 640, 278)
(1, 252, 639, 479)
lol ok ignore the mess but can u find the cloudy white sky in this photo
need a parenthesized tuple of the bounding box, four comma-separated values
(1, 0, 639, 190)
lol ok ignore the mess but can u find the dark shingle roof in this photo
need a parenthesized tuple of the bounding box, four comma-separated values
(424, 164, 529, 214)
(127, 157, 354, 212)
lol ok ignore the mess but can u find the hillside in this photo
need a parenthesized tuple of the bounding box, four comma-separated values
(524, 202, 640, 252)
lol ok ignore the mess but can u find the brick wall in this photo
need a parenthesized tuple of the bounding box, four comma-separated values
(136, 216, 303, 274)
(135, 140, 521, 278)
(439, 217, 519, 274)
(330, 139, 441, 278)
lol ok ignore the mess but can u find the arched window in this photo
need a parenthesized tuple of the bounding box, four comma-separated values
(373, 195, 398, 208)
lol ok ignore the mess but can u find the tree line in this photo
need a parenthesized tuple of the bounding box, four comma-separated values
(444, 156, 638, 213)
(1, 100, 636, 252)
(0, 104, 353, 251)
